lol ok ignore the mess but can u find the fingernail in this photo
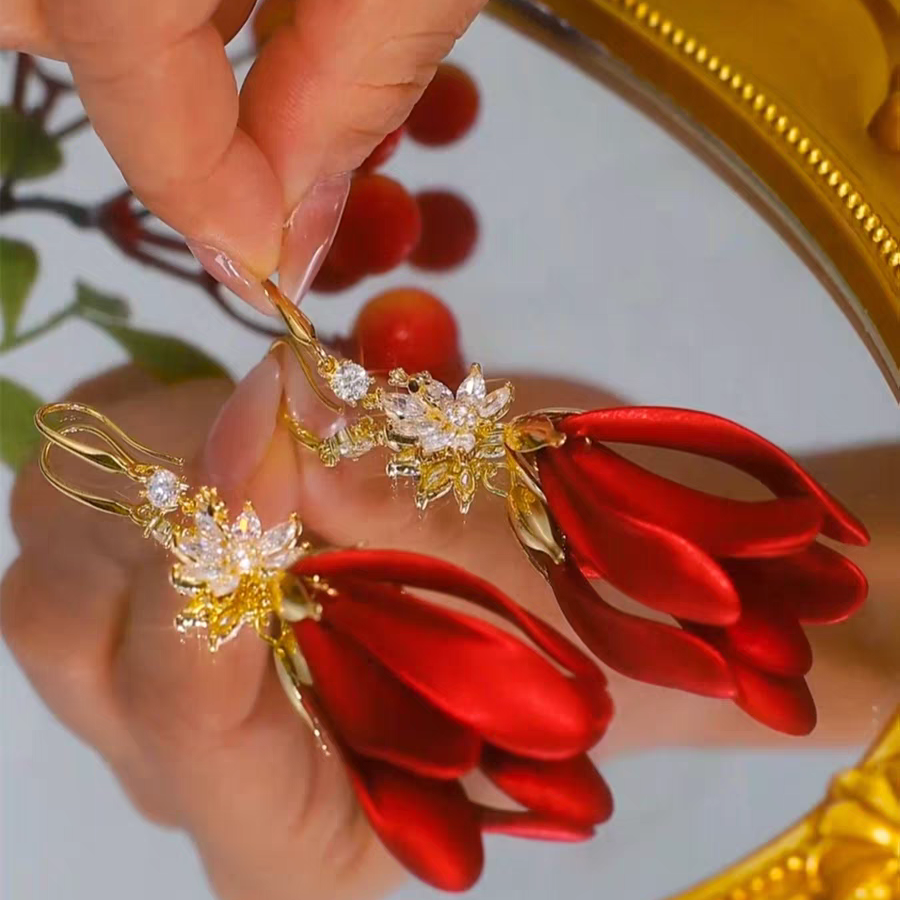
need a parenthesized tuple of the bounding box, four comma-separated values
(186, 240, 273, 314)
(203, 353, 283, 490)
(279, 173, 351, 305)
(274, 343, 346, 440)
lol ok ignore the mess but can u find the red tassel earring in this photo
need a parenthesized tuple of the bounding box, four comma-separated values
(34, 401, 613, 892)
(270, 284, 869, 738)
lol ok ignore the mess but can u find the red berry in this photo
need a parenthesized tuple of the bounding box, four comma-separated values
(410, 190, 478, 271)
(359, 127, 405, 172)
(310, 256, 361, 294)
(328, 175, 421, 276)
(353, 288, 463, 385)
(407, 64, 479, 147)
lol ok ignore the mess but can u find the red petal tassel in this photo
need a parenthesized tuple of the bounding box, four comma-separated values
(559, 441, 824, 558)
(723, 599, 813, 678)
(480, 745, 613, 826)
(560, 408, 869, 546)
(730, 661, 817, 736)
(346, 757, 485, 891)
(322, 581, 603, 758)
(539, 450, 740, 625)
(479, 808, 595, 842)
(549, 561, 736, 698)
(294, 620, 481, 778)
(295, 549, 609, 695)
(724, 545, 868, 625)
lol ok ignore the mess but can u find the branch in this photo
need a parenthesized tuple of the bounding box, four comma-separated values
(0, 194, 95, 226)
(0, 303, 78, 353)
(53, 115, 91, 140)
(11, 53, 31, 111)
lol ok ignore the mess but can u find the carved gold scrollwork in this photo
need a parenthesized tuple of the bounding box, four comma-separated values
(667, 712, 899, 900)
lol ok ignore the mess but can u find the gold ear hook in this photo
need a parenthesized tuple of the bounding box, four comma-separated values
(35, 402, 184, 520)
(264, 279, 344, 415)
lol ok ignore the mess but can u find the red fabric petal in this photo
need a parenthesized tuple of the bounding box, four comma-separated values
(295, 549, 613, 731)
(549, 561, 736, 698)
(559, 441, 824, 558)
(731, 661, 818, 736)
(319, 581, 603, 758)
(560, 408, 868, 546)
(295, 548, 608, 689)
(480, 745, 613, 826)
(345, 756, 484, 891)
(478, 808, 595, 841)
(539, 449, 740, 625)
(724, 544, 868, 625)
(723, 599, 813, 678)
(294, 620, 481, 778)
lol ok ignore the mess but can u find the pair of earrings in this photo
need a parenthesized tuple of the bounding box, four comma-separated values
(35, 282, 868, 891)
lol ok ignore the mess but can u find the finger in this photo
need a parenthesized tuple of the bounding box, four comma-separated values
(42, 0, 283, 307)
(241, 0, 486, 300)
(0, 1, 60, 56)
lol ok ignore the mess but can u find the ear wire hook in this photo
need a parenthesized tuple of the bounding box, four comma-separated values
(34, 402, 184, 521)
(263, 279, 344, 415)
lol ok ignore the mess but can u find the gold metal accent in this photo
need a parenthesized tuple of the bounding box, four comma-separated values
(667, 711, 900, 900)
(505, 414, 568, 453)
(491, 0, 900, 394)
(34, 402, 184, 524)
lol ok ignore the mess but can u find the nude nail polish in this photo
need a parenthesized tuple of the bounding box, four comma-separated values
(186, 240, 273, 314)
(279, 173, 351, 305)
(203, 354, 283, 490)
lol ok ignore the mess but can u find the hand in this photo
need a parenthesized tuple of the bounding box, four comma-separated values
(3, 356, 896, 900)
(2, 0, 486, 309)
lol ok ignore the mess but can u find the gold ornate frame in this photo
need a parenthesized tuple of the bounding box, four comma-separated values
(492, 0, 900, 398)
(488, 2, 900, 895)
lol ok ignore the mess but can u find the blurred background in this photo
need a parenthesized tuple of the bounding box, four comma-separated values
(1, 12, 898, 900)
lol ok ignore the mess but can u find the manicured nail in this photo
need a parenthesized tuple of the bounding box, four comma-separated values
(279, 173, 351, 305)
(203, 353, 283, 490)
(186, 240, 273, 314)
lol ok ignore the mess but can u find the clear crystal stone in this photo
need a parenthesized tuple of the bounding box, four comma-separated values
(479, 385, 512, 418)
(330, 362, 371, 403)
(447, 401, 477, 428)
(452, 432, 477, 453)
(146, 468, 181, 509)
(421, 430, 454, 454)
(387, 459, 420, 478)
(382, 393, 427, 420)
(422, 462, 451, 489)
(457, 366, 486, 403)
(259, 519, 298, 557)
(267, 546, 305, 571)
(425, 380, 453, 405)
(231, 505, 262, 540)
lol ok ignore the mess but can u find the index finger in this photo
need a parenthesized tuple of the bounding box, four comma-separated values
(43, 0, 283, 302)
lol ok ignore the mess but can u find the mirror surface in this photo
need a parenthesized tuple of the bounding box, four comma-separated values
(1, 15, 897, 900)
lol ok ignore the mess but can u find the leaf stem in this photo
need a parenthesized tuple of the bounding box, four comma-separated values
(0, 194, 95, 227)
(52, 115, 91, 140)
(0, 303, 78, 353)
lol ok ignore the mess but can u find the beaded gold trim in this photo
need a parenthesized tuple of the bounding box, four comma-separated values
(611, 0, 900, 287)
(667, 711, 900, 900)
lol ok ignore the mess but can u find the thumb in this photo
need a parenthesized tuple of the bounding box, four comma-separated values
(242, 0, 486, 299)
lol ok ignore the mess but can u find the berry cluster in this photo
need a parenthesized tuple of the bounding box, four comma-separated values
(322, 64, 481, 388)
(253, 0, 479, 387)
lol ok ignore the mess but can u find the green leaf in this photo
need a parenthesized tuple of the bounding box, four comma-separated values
(0, 107, 63, 181)
(94, 321, 229, 383)
(74, 282, 130, 322)
(0, 377, 43, 470)
(0, 237, 39, 341)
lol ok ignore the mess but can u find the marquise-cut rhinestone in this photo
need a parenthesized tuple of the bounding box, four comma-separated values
(259, 519, 299, 557)
(457, 367, 486, 403)
(479, 385, 512, 418)
(383, 393, 427, 420)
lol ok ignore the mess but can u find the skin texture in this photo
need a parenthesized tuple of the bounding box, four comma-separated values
(2, 358, 898, 900)
(3, 0, 487, 277)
